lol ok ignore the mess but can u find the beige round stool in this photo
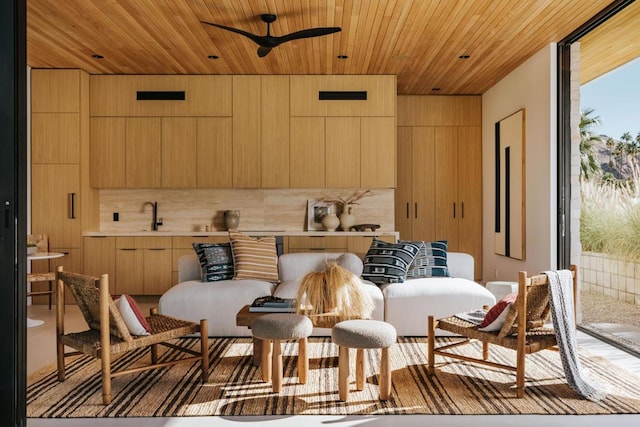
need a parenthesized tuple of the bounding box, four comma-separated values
(252, 313, 313, 392)
(331, 319, 397, 401)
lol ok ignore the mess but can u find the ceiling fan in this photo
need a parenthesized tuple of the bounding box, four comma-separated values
(201, 13, 341, 58)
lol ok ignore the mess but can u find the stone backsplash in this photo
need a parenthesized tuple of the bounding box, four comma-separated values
(98, 188, 395, 233)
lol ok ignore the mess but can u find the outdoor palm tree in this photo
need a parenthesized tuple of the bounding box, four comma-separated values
(579, 108, 603, 180)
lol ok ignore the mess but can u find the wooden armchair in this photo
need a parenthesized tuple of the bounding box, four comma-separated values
(27, 233, 55, 309)
(427, 266, 577, 398)
(56, 266, 209, 404)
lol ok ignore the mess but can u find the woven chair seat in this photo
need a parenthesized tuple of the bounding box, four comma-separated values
(62, 314, 200, 356)
(27, 272, 55, 282)
(437, 316, 558, 352)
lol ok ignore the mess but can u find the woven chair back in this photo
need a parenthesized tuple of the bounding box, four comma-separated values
(57, 270, 133, 342)
(498, 274, 551, 338)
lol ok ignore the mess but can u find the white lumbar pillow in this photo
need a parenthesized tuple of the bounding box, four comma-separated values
(115, 295, 151, 336)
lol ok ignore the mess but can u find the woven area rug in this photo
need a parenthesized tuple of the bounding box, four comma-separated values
(27, 337, 640, 417)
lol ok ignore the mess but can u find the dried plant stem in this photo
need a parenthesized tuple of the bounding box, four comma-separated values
(296, 261, 374, 326)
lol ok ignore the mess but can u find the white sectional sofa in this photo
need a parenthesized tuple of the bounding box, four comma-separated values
(159, 251, 495, 337)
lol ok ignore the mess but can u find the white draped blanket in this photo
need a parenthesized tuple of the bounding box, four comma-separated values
(545, 269, 608, 401)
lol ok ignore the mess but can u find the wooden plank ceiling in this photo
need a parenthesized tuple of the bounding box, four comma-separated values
(580, 1, 640, 84)
(27, 0, 613, 95)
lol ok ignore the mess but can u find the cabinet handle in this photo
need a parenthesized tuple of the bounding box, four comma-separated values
(453, 202, 456, 219)
(415, 203, 418, 219)
(69, 193, 76, 219)
(406, 202, 409, 218)
(148, 248, 165, 251)
(119, 248, 137, 251)
(461, 202, 465, 219)
(310, 248, 326, 251)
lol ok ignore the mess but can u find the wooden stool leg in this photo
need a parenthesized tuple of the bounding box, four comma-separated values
(355, 348, 365, 391)
(427, 315, 435, 375)
(338, 345, 350, 401)
(272, 339, 283, 392)
(482, 341, 489, 360)
(200, 319, 209, 383)
(261, 339, 272, 382)
(298, 337, 308, 384)
(380, 347, 391, 400)
(101, 355, 112, 405)
(252, 337, 263, 367)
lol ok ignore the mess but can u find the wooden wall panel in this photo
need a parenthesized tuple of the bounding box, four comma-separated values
(90, 117, 125, 188)
(31, 69, 80, 113)
(397, 95, 481, 126)
(261, 75, 290, 188)
(89, 75, 233, 117)
(196, 117, 233, 188)
(232, 75, 262, 188)
(290, 117, 325, 188)
(290, 75, 396, 117)
(31, 113, 80, 164)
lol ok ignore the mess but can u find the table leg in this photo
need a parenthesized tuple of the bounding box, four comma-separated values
(252, 336, 263, 366)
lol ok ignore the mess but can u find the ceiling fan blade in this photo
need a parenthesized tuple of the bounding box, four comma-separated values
(200, 21, 265, 46)
(275, 27, 341, 45)
(257, 46, 272, 57)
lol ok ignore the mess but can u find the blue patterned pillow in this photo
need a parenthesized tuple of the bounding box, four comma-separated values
(362, 238, 421, 285)
(401, 240, 450, 279)
(192, 243, 234, 282)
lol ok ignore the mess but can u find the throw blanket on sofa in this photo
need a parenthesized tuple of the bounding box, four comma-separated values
(545, 270, 607, 401)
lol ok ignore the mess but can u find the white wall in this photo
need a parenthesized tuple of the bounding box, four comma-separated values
(482, 44, 558, 282)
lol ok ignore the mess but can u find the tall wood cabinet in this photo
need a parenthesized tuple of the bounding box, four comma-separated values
(31, 69, 97, 304)
(396, 96, 482, 279)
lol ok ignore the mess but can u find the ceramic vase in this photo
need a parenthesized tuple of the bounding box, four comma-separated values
(224, 210, 240, 230)
(321, 213, 340, 231)
(339, 205, 356, 231)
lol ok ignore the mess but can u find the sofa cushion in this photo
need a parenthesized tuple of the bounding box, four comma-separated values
(402, 239, 450, 279)
(362, 238, 421, 285)
(192, 242, 234, 282)
(229, 231, 279, 283)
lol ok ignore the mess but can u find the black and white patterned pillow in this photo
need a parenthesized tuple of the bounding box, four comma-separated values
(192, 243, 234, 282)
(362, 238, 421, 285)
(402, 239, 450, 279)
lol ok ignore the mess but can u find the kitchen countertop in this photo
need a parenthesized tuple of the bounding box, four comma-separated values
(83, 230, 399, 237)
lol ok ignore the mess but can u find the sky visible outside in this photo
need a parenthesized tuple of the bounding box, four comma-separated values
(580, 56, 640, 140)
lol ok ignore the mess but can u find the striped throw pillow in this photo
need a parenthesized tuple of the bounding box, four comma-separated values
(192, 242, 234, 282)
(402, 240, 450, 279)
(362, 238, 421, 285)
(229, 231, 279, 283)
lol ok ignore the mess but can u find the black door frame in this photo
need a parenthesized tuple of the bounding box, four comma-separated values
(0, 1, 27, 426)
(556, 0, 636, 269)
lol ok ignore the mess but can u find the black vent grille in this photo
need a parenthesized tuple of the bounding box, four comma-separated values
(136, 91, 186, 101)
(318, 91, 367, 101)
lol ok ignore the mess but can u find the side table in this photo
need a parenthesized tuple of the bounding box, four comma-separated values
(485, 281, 518, 301)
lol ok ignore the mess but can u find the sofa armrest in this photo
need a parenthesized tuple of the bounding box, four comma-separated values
(178, 253, 201, 283)
(447, 252, 474, 280)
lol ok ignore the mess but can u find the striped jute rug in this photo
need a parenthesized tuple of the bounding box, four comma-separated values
(27, 337, 640, 417)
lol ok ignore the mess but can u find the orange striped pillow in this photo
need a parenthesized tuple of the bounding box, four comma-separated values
(229, 231, 279, 283)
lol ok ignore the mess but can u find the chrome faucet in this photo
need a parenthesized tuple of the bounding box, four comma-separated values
(142, 201, 163, 231)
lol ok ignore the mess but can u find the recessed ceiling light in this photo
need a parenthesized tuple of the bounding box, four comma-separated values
(91, 54, 104, 59)
(207, 55, 219, 59)
(337, 55, 348, 59)
(458, 54, 470, 59)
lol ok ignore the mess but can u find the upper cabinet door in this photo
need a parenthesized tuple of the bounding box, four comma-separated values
(261, 76, 290, 188)
(232, 76, 262, 188)
(196, 117, 233, 188)
(126, 118, 162, 188)
(361, 117, 396, 188)
(31, 69, 80, 113)
(32, 113, 80, 164)
(289, 117, 325, 188)
(162, 117, 197, 188)
(90, 117, 126, 188)
(325, 117, 361, 188)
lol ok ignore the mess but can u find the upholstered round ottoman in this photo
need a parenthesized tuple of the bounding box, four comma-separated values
(331, 319, 397, 401)
(252, 313, 313, 392)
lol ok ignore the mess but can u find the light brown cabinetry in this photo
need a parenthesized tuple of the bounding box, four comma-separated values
(261, 76, 290, 188)
(196, 118, 233, 188)
(346, 235, 396, 256)
(31, 113, 80, 164)
(287, 236, 347, 253)
(326, 118, 361, 188)
(232, 75, 262, 188)
(83, 236, 116, 284)
(396, 95, 482, 279)
(115, 237, 172, 295)
(290, 117, 325, 187)
(162, 117, 196, 187)
(127, 118, 162, 187)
